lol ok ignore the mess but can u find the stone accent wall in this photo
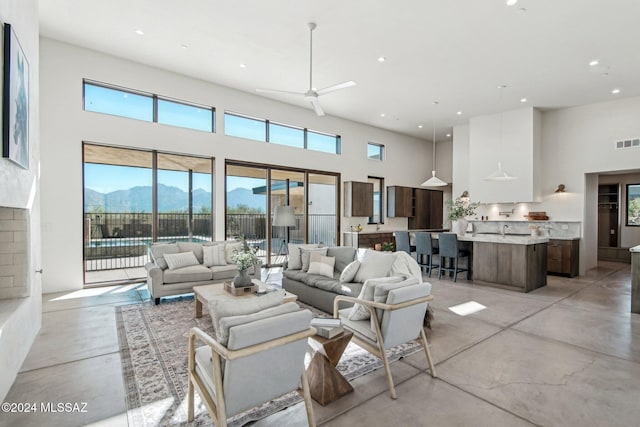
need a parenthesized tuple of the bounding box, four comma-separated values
(0, 207, 30, 299)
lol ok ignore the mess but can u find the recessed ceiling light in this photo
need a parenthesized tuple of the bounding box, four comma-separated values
(239, 63, 246, 68)
(456, 111, 462, 115)
(506, 0, 518, 5)
(589, 59, 599, 67)
(418, 125, 423, 129)
(135, 29, 144, 36)
(519, 7, 527, 13)
(377, 56, 386, 63)
(611, 88, 621, 94)
(601, 72, 609, 77)
(180, 44, 188, 49)
(446, 133, 451, 137)
(380, 113, 385, 117)
(520, 98, 527, 103)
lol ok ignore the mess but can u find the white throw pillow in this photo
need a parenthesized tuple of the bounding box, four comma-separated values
(348, 276, 405, 321)
(287, 243, 320, 270)
(354, 250, 396, 283)
(203, 244, 227, 267)
(224, 241, 244, 264)
(339, 260, 361, 283)
(300, 247, 328, 271)
(164, 251, 200, 270)
(307, 253, 335, 278)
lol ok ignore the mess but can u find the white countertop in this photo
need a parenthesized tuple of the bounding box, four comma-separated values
(630, 245, 640, 253)
(451, 233, 549, 245)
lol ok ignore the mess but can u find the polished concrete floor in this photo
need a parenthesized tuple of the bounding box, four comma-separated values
(2, 261, 639, 426)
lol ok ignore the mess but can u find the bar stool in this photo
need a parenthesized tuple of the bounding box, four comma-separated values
(393, 231, 414, 254)
(415, 231, 439, 277)
(438, 233, 470, 282)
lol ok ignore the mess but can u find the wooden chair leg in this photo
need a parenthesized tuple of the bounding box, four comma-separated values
(420, 328, 437, 378)
(187, 376, 195, 421)
(300, 369, 316, 427)
(378, 342, 397, 399)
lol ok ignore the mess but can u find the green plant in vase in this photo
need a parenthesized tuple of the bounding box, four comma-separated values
(381, 242, 394, 252)
(231, 242, 258, 287)
(446, 197, 479, 237)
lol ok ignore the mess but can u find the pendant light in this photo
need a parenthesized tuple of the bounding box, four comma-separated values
(484, 85, 517, 181)
(421, 101, 447, 187)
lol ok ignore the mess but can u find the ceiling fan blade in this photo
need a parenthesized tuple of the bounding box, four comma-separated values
(256, 88, 305, 97)
(309, 98, 325, 116)
(316, 81, 356, 96)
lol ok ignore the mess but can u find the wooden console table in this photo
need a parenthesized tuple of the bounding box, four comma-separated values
(306, 330, 354, 405)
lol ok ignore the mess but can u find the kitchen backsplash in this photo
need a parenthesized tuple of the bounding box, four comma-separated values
(469, 220, 581, 239)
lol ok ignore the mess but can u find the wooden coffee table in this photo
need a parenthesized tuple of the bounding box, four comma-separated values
(306, 330, 354, 405)
(193, 280, 298, 318)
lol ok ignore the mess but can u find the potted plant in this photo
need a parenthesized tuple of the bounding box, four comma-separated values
(230, 241, 259, 287)
(446, 197, 479, 237)
(381, 241, 394, 252)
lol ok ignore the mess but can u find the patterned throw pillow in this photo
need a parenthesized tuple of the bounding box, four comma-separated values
(203, 244, 227, 267)
(339, 260, 361, 283)
(164, 251, 200, 270)
(300, 247, 328, 271)
(307, 253, 335, 278)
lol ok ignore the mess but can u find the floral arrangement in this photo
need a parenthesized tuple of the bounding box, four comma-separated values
(231, 242, 258, 271)
(446, 197, 480, 221)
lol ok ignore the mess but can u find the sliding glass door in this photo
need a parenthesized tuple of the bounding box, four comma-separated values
(83, 143, 213, 284)
(225, 161, 339, 266)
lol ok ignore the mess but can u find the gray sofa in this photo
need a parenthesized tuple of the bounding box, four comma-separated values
(282, 245, 414, 314)
(145, 241, 260, 304)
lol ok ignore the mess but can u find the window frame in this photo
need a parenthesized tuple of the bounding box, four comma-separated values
(223, 111, 341, 155)
(626, 183, 640, 226)
(367, 176, 385, 225)
(367, 142, 385, 161)
(82, 79, 216, 133)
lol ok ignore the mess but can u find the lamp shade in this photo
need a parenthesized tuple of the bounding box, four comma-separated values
(484, 161, 517, 181)
(273, 206, 296, 227)
(421, 171, 448, 187)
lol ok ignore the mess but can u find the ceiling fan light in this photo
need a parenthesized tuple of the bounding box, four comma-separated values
(421, 171, 448, 187)
(484, 162, 518, 181)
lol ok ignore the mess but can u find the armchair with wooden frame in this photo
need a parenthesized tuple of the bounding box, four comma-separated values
(187, 306, 316, 426)
(333, 279, 437, 399)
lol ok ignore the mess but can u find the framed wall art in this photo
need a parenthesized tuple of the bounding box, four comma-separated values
(2, 23, 29, 169)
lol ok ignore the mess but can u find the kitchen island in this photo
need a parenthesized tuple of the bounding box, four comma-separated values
(428, 233, 548, 293)
(466, 233, 548, 293)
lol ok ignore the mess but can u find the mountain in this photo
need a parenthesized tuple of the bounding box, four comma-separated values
(84, 185, 265, 213)
(226, 188, 265, 211)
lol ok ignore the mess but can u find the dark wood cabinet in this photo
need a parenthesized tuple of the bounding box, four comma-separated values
(547, 239, 579, 277)
(473, 242, 547, 292)
(387, 186, 413, 217)
(344, 181, 373, 217)
(343, 232, 395, 250)
(409, 188, 443, 229)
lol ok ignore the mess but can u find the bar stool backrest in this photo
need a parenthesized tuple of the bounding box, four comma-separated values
(438, 233, 459, 258)
(415, 232, 435, 256)
(393, 231, 411, 254)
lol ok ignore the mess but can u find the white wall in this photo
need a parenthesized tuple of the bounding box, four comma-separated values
(468, 107, 541, 203)
(0, 0, 41, 401)
(39, 38, 433, 293)
(453, 96, 640, 274)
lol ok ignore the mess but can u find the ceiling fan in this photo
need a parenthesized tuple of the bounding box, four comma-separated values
(256, 22, 356, 116)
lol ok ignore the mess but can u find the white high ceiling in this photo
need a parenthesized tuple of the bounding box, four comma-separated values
(38, 0, 640, 141)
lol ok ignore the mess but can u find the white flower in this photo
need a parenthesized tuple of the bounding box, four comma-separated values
(231, 245, 258, 270)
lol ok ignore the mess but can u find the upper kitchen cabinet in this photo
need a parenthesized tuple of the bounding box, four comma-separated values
(467, 107, 542, 203)
(387, 186, 413, 217)
(409, 188, 444, 229)
(344, 181, 373, 217)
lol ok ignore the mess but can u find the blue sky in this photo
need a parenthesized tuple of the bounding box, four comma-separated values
(84, 164, 212, 193)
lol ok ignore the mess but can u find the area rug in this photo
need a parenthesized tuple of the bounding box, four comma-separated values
(116, 297, 422, 427)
